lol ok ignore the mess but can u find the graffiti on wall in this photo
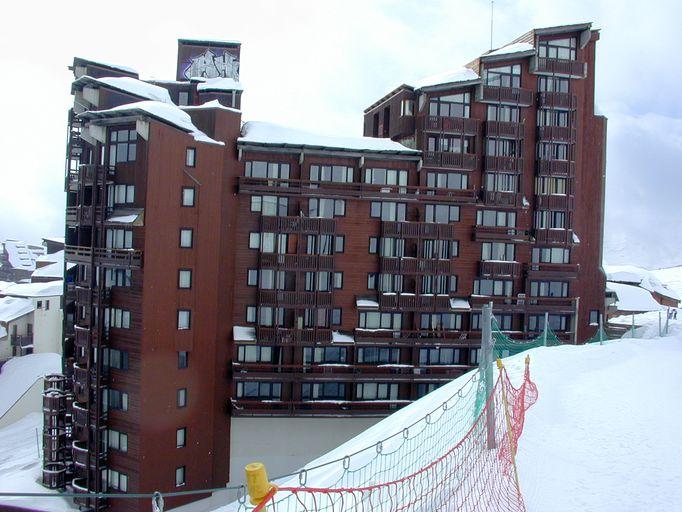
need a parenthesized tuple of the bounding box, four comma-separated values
(182, 49, 240, 80)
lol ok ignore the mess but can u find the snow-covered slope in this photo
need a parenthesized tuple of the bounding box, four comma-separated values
(651, 265, 682, 298)
(0, 353, 61, 418)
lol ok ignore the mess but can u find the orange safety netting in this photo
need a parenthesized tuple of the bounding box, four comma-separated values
(251, 358, 538, 512)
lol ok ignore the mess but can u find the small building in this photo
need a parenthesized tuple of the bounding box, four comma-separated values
(0, 240, 44, 282)
(605, 265, 680, 309)
(0, 296, 35, 360)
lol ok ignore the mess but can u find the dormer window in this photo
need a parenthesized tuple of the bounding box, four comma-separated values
(538, 37, 577, 60)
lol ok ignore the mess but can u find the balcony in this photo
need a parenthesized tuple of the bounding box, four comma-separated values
(533, 229, 575, 244)
(382, 221, 457, 239)
(377, 293, 452, 311)
(10, 334, 33, 348)
(536, 159, 575, 177)
(531, 57, 587, 79)
(42, 462, 67, 489)
(423, 151, 478, 170)
(486, 121, 524, 139)
(476, 85, 534, 106)
(232, 399, 411, 417)
(259, 253, 335, 271)
(526, 262, 580, 280)
(354, 329, 474, 346)
(75, 286, 111, 306)
(469, 295, 576, 315)
(485, 155, 524, 173)
(479, 260, 522, 278)
(482, 190, 523, 207)
(537, 92, 577, 110)
(391, 115, 415, 138)
(65, 246, 143, 269)
(258, 290, 333, 307)
(74, 325, 107, 348)
(380, 257, 454, 275)
(535, 194, 574, 210)
(65, 205, 103, 227)
(537, 125, 576, 142)
(256, 327, 333, 344)
(73, 364, 89, 402)
(72, 477, 107, 509)
(261, 216, 336, 235)
(473, 226, 531, 242)
(418, 115, 481, 135)
(43, 390, 67, 415)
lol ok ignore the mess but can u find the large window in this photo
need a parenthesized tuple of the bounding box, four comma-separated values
(420, 313, 462, 330)
(378, 237, 405, 258)
(106, 469, 128, 492)
(420, 274, 457, 294)
(476, 210, 516, 227)
(357, 347, 400, 364)
(370, 201, 407, 221)
(537, 142, 570, 161)
(535, 176, 568, 195)
(537, 109, 570, 127)
(473, 279, 513, 297)
(427, 135, 474, 154)
(364, 168, 408, 187)
(417, 383, 442, 398)
(481, 242, 515, 261)
(484, 65, 521, 88)
(420, 347, 461, 365)
(426, 172, 468, 190)
(528, 314, 570, 332)
(428, 93, 470, 118)
(422, 239, 459, 259)
(251, 196, 288, 216)
(306, 234, 334, 255)
(108, 184, 135, 206)
(257, 306, 284, 327)
(236, 381, 282, 400)
(302, 382, 346, 400)
(534, 210, 566, 229)
(103, 348, 129, 371)
(105, 308, 130, 329)
(303, 346, 347, 364)
(425, 204, 459, 223)
(485, 173, 518, 192)
(105, 389, 128, 411)
(530, 281, 569, 297)
(310, 165, 353, 183)
(356, 383, 398, 401)
(106, 229, 133, 249)
(487, 105, 520, 123)
(238, 345, 274, 363)
(309, 198, 345, 218)
(249, 232, 288, 253)
(245, 161, 290, 182)
(538, 37, 577, 60)
(358, 312, 402, 330)
(108, 128, 137, 165)
(472, 313, 513, 331)
(538, 76, 570, 94)
(106, 429, 128, 452)
(304, 271, 332, 292)
(532, 247, 570, 264)
(104, 268, 131, 288)
(486, 138, 521, 157)
(258, 269, 286, 290)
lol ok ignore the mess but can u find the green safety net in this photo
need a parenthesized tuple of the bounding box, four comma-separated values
(585, 325, 610, 345)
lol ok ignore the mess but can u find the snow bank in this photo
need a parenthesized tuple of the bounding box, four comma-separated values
(196, 77, 244, 92)
(0, 353, 61, 418)
(73, 76, 173, 104)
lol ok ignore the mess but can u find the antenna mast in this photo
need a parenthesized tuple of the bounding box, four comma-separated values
(490, 0, 494, 50)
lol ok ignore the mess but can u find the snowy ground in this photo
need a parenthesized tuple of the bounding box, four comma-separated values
(0, 353, 61, 418)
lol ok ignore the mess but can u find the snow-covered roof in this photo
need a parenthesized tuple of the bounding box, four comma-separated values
(0, 297, 34, 323)
(2, 240, 37, 271)
(196, 77, 244, 92)
(239, 121, 420, 155)
(332, 331, 355, 344)
(483, 42, 536, 59)
(412, 67, 481, 90)
(73, 75, 173, 104)
(73, 56, 138, 76)
(78, 101, 224, 146)
(606, 282, 663, 312)
(36, 251, 61, 264)
(106, 214, 140, 224)
(42, 237, 65, 245)
(233, 326, 255, 341)
(0, 282, 12, 293)
(179, 38, 241, 46)
(356, 299, 379, 308)
(2, 280, 63, 298)
(450, 298, 471, 311)
(0, 353, 62, 419)
(606, 265, 680, 301)
(32, 262, 74, 280)
(181, 100, 241, 114)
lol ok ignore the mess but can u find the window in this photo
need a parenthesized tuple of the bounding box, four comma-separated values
(420, 313, 462, 330)
(335, 236, 345, 253)
(45, 300, 50, 310)
(364, 168, 408, 187)
(538, 37, 577, 60)
(368, 273, 403, 293)
(179, 229, 193, 248)
(306, 234, 334, 255)
(309, 165, 353, 183)
(177, 310, 191, 330)
(178, 351, 189, 369)
(429, 93, 470, 118)
(427, 135, 474, 154)
(176, 428, 186, 448)
(589, 310, 600, 326)
(104, 268, 132, 287)
(535, 177, 568, 195)
(426, 172, 468, 190)
(104, 308, 131, 329)
(538, 76, 570, 93)
(251, 196, 288, 216)
(469, 348, 480, 365)
(108, 184, 135, 206)
(425, 204, 459, 223)
(247, 269, 258, 286)
(185, 148, 196, 167)
(356, 383, 398, 401)
(485, 173, 518, 192)
(107, 429, 128, 452)
(178, 91, 190, 106)
(420, 274, 457, 294)
(379, 237, 405, 258)
(537, 109, 570, 127)
(236, 381, 282, 399)
(481, 242, 515, 261)
(537, 142, 570, 161)
(103, 348, 129, 371)
(246, 306, 256, 323)
(473, 279, 513, 297)
(105, 389, 128, 411)
(105, 229, 133, 249)
(333, 272, 343, 289)
(358, 312, 402, 330)
(303, 308, 330, 328)
(370, 201, 407, 221)
(530, 281, 569, 298)
(178, 269, 192, 289)
(471, 314, 512, 331)
(422, 239, 459, 259)
(367, 273, 377, 290)
(369, 237, 378, 254)
(487, 105, 520, 123)
(245, 161, 290, 182)
(108, 128, 137, 165)
(302, 382, 346, 400)
(106, 469, 128, 492)
(177, 388, 187, 408)
(357, 347, 400, 364)
(420, 347, 461, 365)
(305, 271, 332, 292)
(260, 269, 285, 290)
(532, 247, 570, 264)
(257, 307, 284, 327)
(400, 99, 415, 116)
(37, 300, 42, 309)
(528, 314, 570, 332)
(181, 187, 195, 207)
(249, 233, 260, 250)
(303, 346, 346, 364)
(309, 198, 345, 218)
(331, 308, 342, 325)
(534, 210, 566, 229)
(238, 345, 274, 363)
(486, 138, 521, 157)
(476, 210, 516, 227)
(484, 64, 521, 88)
(175, 466, 186, 487)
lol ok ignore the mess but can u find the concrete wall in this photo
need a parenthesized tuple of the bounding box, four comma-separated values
(228, 416, 381, 486)
(0, 377, 43, 428)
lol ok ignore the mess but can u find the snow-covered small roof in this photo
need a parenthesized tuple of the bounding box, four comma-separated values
(106, 214, 140, 224)
(483, 42, 535, 59)
(32, 261, 74, 280)
(606, 265, 680, 301)
(356, 299, 379, 308)
(233, 326, 256, 341)
(78, 101, 224, 146)
(179, 38, 241, 46)
(42, 236, 65, 245)
(0, 297, 34, 323)
(2, 280, 64, 298)
(450, 298, 471, 311)
(2, 240, 37, 271)
(73, 75, 173, 104)
(412, 67, 480, 90)
(181, 100, 241, 114)
(239, 121, 419, 155)
(606, 282, 663, 313)
(36, 251, 62, 264)
(196, 77, 244, 92)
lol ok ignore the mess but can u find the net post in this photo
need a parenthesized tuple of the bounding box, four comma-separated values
(659, 311, 662, 337)
(599, 313, 604, 345)
(631, 314, 635, 338)
(543, 312, 549, 347)
(665, 308, 670, 335)
(245, 462, 277, 507)
(482, 301, 495, 449)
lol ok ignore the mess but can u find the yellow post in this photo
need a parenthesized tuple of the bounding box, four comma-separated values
(245, 462, 277, 506)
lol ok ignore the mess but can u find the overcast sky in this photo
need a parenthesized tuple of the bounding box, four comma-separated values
(1, 0, 680, 269)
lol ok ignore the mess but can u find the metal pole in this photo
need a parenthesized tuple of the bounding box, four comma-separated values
(658, 311, 662, 337)
(665, 308, 670, 336)
(573, 297, 580, 345)
(599, 313, 604, 345)
(631, 313, 635, 338)
(482, 302, 495, 449)
(543, 311, 549, 347)
(35, 427, 40, 459)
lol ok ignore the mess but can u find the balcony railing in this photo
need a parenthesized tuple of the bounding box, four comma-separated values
(537, 125, 576, 142)
(42, 462, 67, 489)
(74, 325, 107, 348)
(477, 85, 534, 106)
(531, 57, 587, 79)
(485, 155, 524, 173)
(526, 262, 580, 279)
(256, 327, 333, 344)
(533, 229, 575, 244)
(75, 286, 111, 306)
(423, 151, 478, 170)
(354, 329, 474, 345)
(261, 216, 336, 235)
(65, 246, 143, 269)
(258, 290, 333, 307)
(479, 260, 522, 278)
(377, 293, 452, 311)
(259, 253, 335, 271)
(380, 257, 453, 274)
(537, 92, 577, 110)
(391, 115, 415, 138)
(382, 221, 457, 239)
(536, 159, 575, 176)
(535, 194, 575, 210)
(10, 334, 33, 348)
(486, 120, 524, 139)
(469, 295, 576, 315)
(232, 399, 412, 417)
(473, 226, 531, 242)
(419, 115, 481, 135)
(482, 190, 523, 207)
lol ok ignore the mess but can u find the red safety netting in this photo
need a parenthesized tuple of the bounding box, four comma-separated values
(251, 358, 537, 512)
